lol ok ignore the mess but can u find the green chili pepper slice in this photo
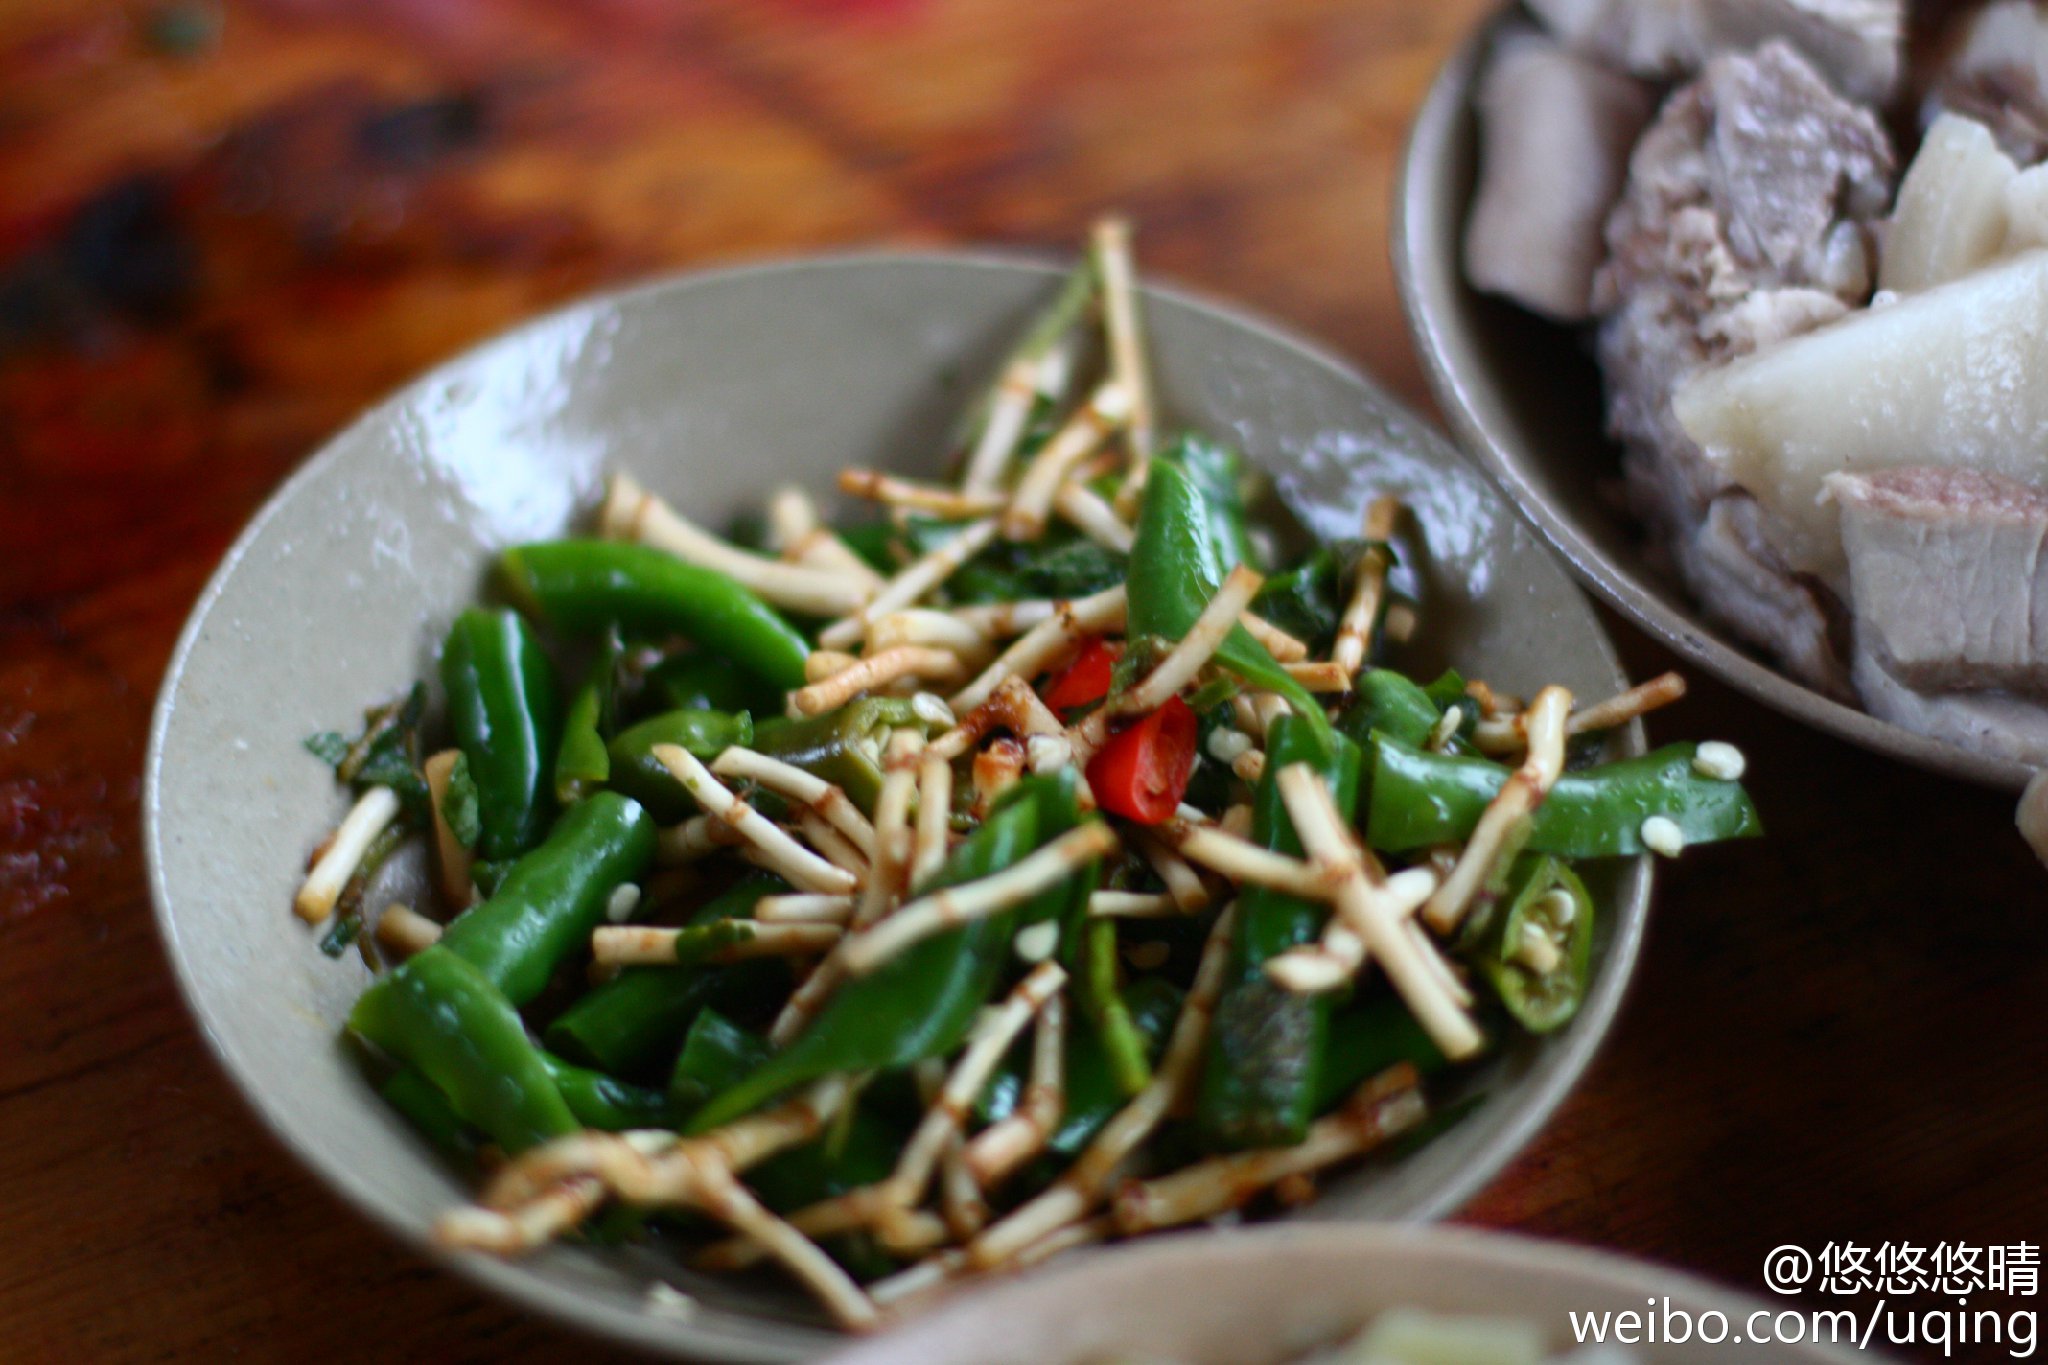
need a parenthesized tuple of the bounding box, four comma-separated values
(543, 875, 779, 1077)
(349, 945, 577, 1153)
(438, 791, 656, 1006)
(688, 772, 1088, 1131)
(1470, 855, 1594, 1034)
(377, 1065, 477, 1160)
(554, 630, 624, 805)
(499, 539, 812, 692)
(1128, 451, 1329, 735)
(752, 697, 932, 814)
(606, 709, 755, 823)
(440, 608, 561, 861)
(539, 1052, 676, 1131)
(1337, 669, 1443, 754)
(1195, 714, 1362, 1151)
(1366, 738, 1762, 859)
(668, 1007, 773, 1118)
(1312, 991, 1452, 1115)
(644, 652, 760, 714)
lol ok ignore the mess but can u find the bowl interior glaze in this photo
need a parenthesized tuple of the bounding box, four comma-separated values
(146, 252, 1649, 1360)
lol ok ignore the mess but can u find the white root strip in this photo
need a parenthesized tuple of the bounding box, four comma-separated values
(960, 351, 1044, 497)
(1240, 612, 1310, 663)
(651, 745, 856, 895)
(948, 598, 1062, 638)
(1110, 1065, 1426, 1234)
(866, 610, 994, 664)
(839, 468, 1007, 518)
(422, 750, 475, 910)
(1132, 831, 1213, 914)
(1095, 217, 1156, 512)
(756, 893, 856, 925)
(888, 962, 1066, 1207)
(820, 519, 1000, 651)
(1157, 819, 1324, 899)
(1422, 686, 1570, 935)
(949, 585, 1127, 715)
(1053, 480, 1135, 552)
(1282, 661, 1354, 694)
(692, 1162, 878, 1330)
(843, 825, 1121, 976)
(1087, 891, 1183, 919)
(657, 813, 745, 866)
(436, 1174, 610, 1253)
(601, 473, 865, 618)
(374, 902, 442, 957)
(792, 646, 966, 716)
(1567, 671, 1687, 735)
(772, 488, 885, 591)
(591, 922, 842, 968)
(913, 752, 954, 887)
(296, 785, 401, 923)
(1117, 565, 1264, 715)
(712, 747, 878, 859)
(935, 674, 1071, 765)
(940, 1134, 990, 1240)
(967, 903, 1239, 1270)
(799, 811, 870, 882)
(1266, 764, 1482, 1060)
(1332, 497, 1401, 678)
(1003, 382, 1130, 541)
(964, 991, 1067, 1189)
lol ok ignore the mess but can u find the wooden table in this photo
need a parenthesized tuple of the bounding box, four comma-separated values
(4, 2, 2041, 1359)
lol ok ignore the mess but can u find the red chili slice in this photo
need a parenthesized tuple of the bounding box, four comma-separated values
(1041, 637, 1122, 711)
(1086, 696, 1199, 825)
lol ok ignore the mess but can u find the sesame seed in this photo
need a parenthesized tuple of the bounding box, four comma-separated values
(1692, 740, 1746, 782)
(1640, 815, 1685, 858)
(605, 884, 642, 923)
(1013, 921, 1060, 964)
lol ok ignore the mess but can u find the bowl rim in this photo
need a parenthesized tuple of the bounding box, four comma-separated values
(144, 246, 1652, 1360)
(820, 1222, 1870, 1365)
(1392, 6, 2034, 793)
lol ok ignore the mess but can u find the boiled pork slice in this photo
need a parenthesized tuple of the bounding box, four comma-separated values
(1593, 40, 1890, 690)
(1831, 467, 2048, 694)
(1464, 32, 1654, 321)
(1528, 0, 1903, 103)
(1851, 651, 2048, 764)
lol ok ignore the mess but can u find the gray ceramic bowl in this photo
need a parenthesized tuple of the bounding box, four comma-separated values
(823, 1225, 1870, 1364)
(145, 252, 1650, 1361)
(1394, 8, 2032, 791)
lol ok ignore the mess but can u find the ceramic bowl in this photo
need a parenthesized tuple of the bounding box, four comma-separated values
(145, 252, 1651, 1359)
(823, 1224, 1869, 1364)
(1393, 8, 2032, 791)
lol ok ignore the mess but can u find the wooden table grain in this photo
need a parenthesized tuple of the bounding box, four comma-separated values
(3, 2, 2042, 1360)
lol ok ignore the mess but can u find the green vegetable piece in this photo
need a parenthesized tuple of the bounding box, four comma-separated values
(305, 683, 431, 815)
(349, 945, 577, 1153)
(554, 630, 624, 805)
(1314, 992, 1452, 1114)
(499, 539, 811, 692)
(538, 1052, 676, 1131)
(669, 1008, 773, 1117)
(1338, 669, 1443, 753)
(441, 608, 561, 861)
(1128, 451, 1329, 735)
(1051, 976, 1180, 1155)
(752, 697, 931, 814)
(606, 709, 755, 823)
(1074, 918, 1152, 1098)
(440, 751, 482, 849)
(1469, 855, 1594, 1033)
(1366, 738, 1763, 859)
(377, 1066, 477, 1160)
(689, 775, 1084, 1131)
(1170, 435, 1259, 571)
(544, 876, 780, 1077)
(437, 791, 656, 1006)
(1196, 714, 1362, 1151)
(645, 652, 759, 714)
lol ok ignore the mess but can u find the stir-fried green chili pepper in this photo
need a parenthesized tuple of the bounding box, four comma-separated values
(438, 791, 655, 1006)
(1051, 976, 1179, 1155)
(752, 697, 931, 814)
(553, 629, 624, 805)
(1070, 918, 1151, 1097)
(1196, 715, 1362, 1150)
(378, 1065, 476, 1160)
(689, 774, 1089, 1131)
(441, 609, 561, 860)
(544, 875, 780, 1077)
(668, 1008, 773, 1118)
(538, 1052, 676, 1131)
(1128, 451, 1329, 735)
(499, 540, 811, 692)
(1366, 738, 1762, 858)
(606, 709, 755, 823)
(1169, 435, 1260, 571)
(350, 945, 577, 1153)
(645, 652, 759, 714)
(1313, 991, 1453, 1114)
(1338, 668, 1444, 754)
(1467, 854, 1594, 1033)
